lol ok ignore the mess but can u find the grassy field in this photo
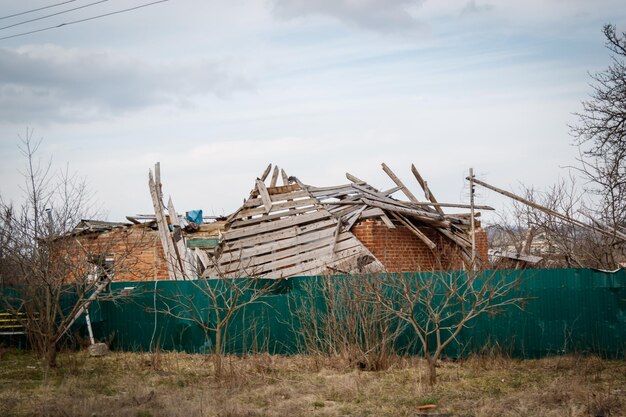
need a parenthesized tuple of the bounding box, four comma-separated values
(0, 348, 624, 417)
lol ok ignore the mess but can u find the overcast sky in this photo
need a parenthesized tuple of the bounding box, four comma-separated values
(0, 0, 624, 222)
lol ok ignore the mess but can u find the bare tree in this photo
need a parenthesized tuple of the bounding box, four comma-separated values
(159, 277, 280, 377)
(0, 130, 141, 367)
(488, 177, 623, 269)
(571, 24, 626, 247)
(368, 269, 525, 385)
(290, 274, 401, 371)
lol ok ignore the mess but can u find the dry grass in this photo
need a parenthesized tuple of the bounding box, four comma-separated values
(0, 348, 624, 417)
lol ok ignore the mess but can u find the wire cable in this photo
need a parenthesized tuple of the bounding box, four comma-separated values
(0, 0, 168, 41)
(0, 0, 77, 20)
(0, 0, 111, 32)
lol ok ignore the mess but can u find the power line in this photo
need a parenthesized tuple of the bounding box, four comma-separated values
(0, 1, 78, 20)
(1, 0, 111, 32)
(0, 0, 169, 42)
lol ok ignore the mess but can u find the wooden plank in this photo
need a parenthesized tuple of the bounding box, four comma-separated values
(360, 207, 386, 219)
(251, 238, 362, 276)
(281, 168, 289, 185)
(223, 218, 337, 249)
(261, 244, 366, 278)
(470, 176, 626, 242)
(236, 197, 319, 219)
(267, 184, 302, 195)
(260, 163, 272, 181)
(221, 233, 357, 274)
(244, 189, 309, 207)
(411, 164, 445, 216)
(408, 202, 495, 210)
(223, 210, 333, 241)
(270, 166, 279, 187)
(382, 186, 402, 196)
(233, 206, 319, 229)
(308, 184, 359, 193)
(345, 206, 367, 230)
(391, 213, 437, 250)
(320, 200, 362, 206)
(361, 197, 448, 224)
(351, 184, 418, 210)
(331, 221, 342, 253)
(148, 168, 178, 281)
(381, 162, 419, 203)
(195, 248, 211, 269)
(219, 227, 340, 263)
(256, 179, 272, 213)
(379, 213, 396, 229)
(345, 173, 366, 184)
(167, 197, 189, 279)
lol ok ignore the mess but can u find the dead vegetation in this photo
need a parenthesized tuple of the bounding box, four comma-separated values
(0, 349, 624, 417)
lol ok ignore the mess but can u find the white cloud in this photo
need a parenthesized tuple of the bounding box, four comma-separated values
(271, 0, 428, 34)
(0, 44, 253, 123)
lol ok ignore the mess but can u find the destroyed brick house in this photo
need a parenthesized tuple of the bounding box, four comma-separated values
(69, 163, 489, 282)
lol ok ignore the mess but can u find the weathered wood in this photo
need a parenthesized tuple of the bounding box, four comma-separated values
(255, 179, 272, 213)
(381, 162, 419, 203)
(233, 207, 319, 229)
(391, 213, 437, 250)
(222, 218, 337, 250)
(263, 245, 366, 279)
(224, 211, 334, 241)
(244, 189, 309, 207)
(194, 248, 211, 269)
(148, 168, 178, 281)
(382, 186, 402, 196)
(411, 164, 445, 216)
(379, 213, 396, 229)
(470, 176, 626, 242)
(345, 173, 366, 184)
(218, 227, 340, 263)
(250, 238, 362, 276)
(270, 166, 279, 187)
(345, 206, 367, 230)
(260, 163, 272, 181)
(408, 202, 494, 210)
(308, 184, 359, 193)
(167, 197, 189, 279)
(221, 234, 357, 274)
(236, 197, 319, 219)
(281, 168, 289, 185)
(351, 184, 418, 210)
(359, 207, 386, 219)
(331, 221, 342, 253)
(360, 198, 448, 225)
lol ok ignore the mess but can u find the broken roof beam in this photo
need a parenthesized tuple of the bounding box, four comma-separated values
(381, 162, 419, 203)
(471, 176, 626, 242)
(255, 179, 273, 213)
(259, 163, 272, 182)
(345, 172, 366, 184)
(148, 164, 180, 281)
(411, 164, 445, 216)
(391, 212, 437, 251)
(270, 166, 279, 187)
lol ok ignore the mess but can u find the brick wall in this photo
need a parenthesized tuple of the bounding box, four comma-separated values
(71, 225, 169, 282)
(352, 219, 488, 272)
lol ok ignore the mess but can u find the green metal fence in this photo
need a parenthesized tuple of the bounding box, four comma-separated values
(83, 268, 626, 358)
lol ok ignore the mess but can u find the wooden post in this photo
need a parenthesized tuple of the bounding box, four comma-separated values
(469, 168, 476, 269)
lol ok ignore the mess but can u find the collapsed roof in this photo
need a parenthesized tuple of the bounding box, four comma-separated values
(151, 163, 490, 279)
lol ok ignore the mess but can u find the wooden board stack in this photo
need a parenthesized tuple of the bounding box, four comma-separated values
(201, 163, 491, 279)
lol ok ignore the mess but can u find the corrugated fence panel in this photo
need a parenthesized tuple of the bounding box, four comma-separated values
(3, 268, 625, 357)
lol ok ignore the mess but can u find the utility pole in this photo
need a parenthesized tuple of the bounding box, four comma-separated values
(469, 168, 476, 269)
